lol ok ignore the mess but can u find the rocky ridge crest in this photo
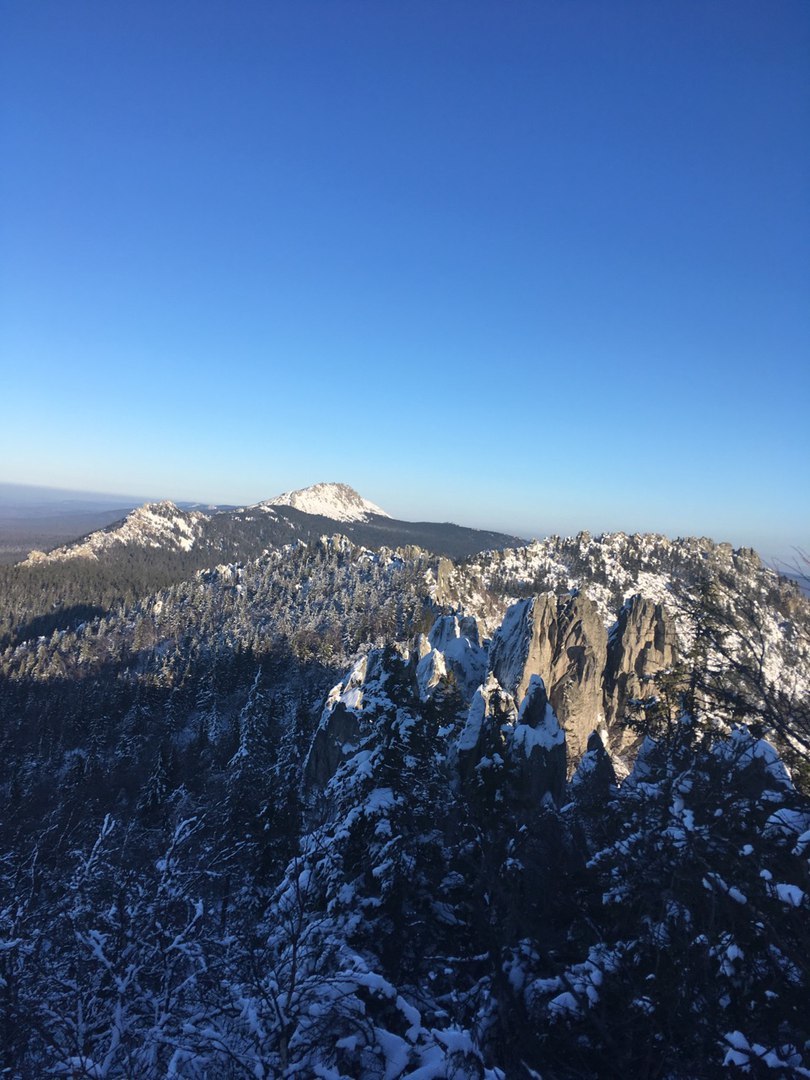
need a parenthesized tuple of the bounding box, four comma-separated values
(305, 589, 680, 794)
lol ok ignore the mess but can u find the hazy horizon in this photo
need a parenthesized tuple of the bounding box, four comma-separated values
(1, 478, 804, 569)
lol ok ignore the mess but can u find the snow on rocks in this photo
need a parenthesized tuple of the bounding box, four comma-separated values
(455, 673, 515, 783)
(507, 674, 567, 804)
(488, 598, 540, 703)
(259, 482, 390, 522)
(23, 501, 206, 563)
(488, 593, 608, 760)
(441, 531, 810, 711)
(513, 675, 565, 755)
(415, 614, 487, 701)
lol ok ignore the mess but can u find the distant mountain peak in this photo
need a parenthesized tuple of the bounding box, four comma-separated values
(22, 500, 205, 563)
(258, 482, 390, 523)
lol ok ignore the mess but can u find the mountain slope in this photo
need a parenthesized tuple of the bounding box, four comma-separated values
(0, 485, 520, 649)
(23, 501, 209, 562)
(6, 525, 808, 761)
(19, 483, 519, 569)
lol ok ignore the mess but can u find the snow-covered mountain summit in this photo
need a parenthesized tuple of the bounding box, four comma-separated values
(13, 482, 514, 571)
(23, 501, 207, 563)
(257, 482, 390, 522)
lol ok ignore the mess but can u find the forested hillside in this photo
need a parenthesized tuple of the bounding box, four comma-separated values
(0, 491, 519, 650)
(1, 530, 808, 1077)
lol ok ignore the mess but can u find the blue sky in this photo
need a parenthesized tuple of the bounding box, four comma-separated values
(1, 1, 808, 561)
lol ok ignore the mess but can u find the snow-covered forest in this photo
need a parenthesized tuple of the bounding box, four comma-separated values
(0, 528, 808, 1077)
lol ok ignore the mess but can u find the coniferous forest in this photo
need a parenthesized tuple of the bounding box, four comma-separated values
(0, 522, 808, 1078)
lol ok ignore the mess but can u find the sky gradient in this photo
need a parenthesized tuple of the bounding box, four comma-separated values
(1, 1, 808, 561)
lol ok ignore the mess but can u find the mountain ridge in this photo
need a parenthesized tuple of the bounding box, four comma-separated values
(20, 482, 521, 567)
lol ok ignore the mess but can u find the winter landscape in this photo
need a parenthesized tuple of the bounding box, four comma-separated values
(0, 481, 808, 1077)
(2, 2, 808, 1077)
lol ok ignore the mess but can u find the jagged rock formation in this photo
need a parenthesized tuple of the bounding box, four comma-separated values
(549, 594, 609, 758)
(488, 596, 554, 703)
(489, 593, 608, 759)
(306, 576, 694, 798)
(508, 674, 566, 805)
(434, 556, 456, 606)
(415, 613, 487, 700)
(308, 613, 567, 808)
(308, 594, 679, 793)
(2, 507, 809, 1078)
(604, 594, 677, 735)
(456, 673, 516, 783)
(303, 698, 363, 792)
(303, 651, 389, 789)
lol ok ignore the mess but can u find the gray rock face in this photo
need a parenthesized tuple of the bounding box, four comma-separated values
(547, 594, 608, 760)
(489, 593, 607, 760)
(508, 675, 566, 806)
(488, 597, 553, 703)
(435, 557, 455, 606)
(604, 594, 677, 735)
(303, 651, 390, 789)
(305, 590, 680, 798)
(303, 701, 364, 791)
(487, 591, 682, 762)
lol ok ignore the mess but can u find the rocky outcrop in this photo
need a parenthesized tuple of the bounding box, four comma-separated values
(456, 673, 565, 806)
(508, 675, 566, 806)
(488, 596, 555, 703)
(303, 652, 389, 789)
(546, 595, 608, 759)
(415, 648, 449, 700)
(415, 614, 487, 701)
(456, 673, 516, 782)
(303, 700, 364, 792)
(604, 595, 677, 736)
(306, 592, 678, 797)
(485, 591, 682, 761)
(489, 594, 607, 760)
(435, 557, 455, 607)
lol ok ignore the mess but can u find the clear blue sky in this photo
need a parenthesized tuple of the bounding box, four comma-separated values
(1, 1, 808, 561)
